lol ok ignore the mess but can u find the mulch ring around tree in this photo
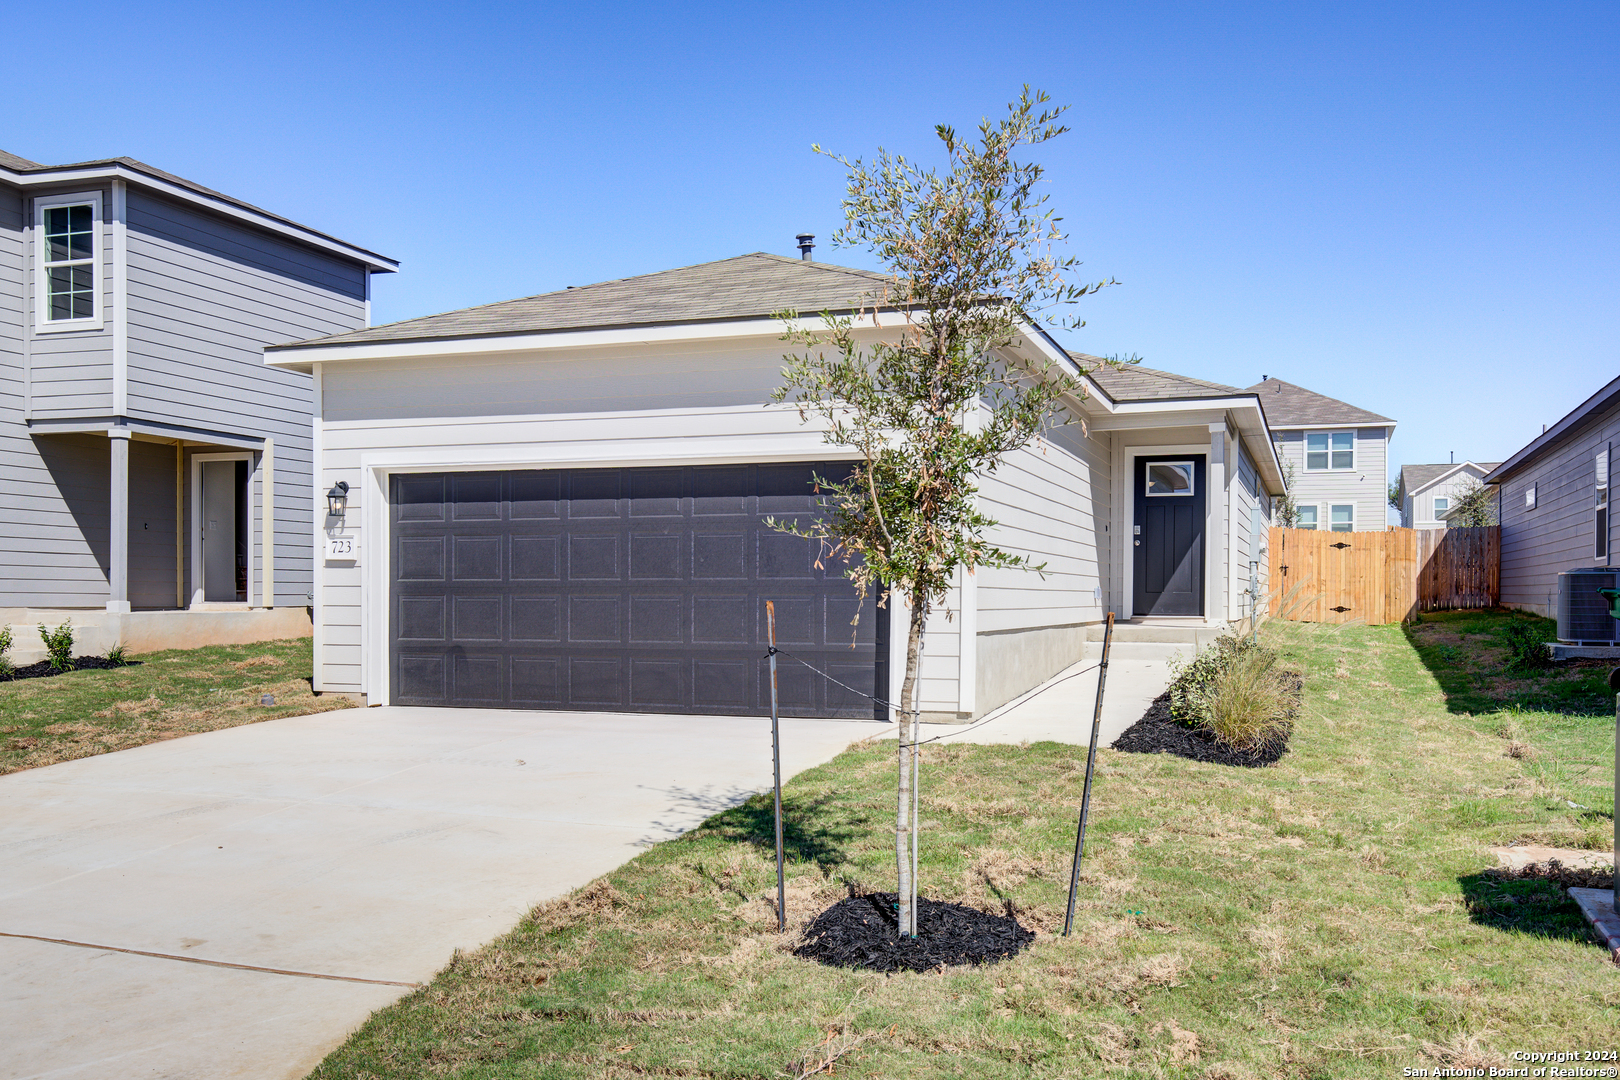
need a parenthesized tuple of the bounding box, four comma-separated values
(1486, 859, 1613, 891)
(1112, 690, 1290, 768)
(1, 657, 140, 682)
(794, 890, 1035, 973)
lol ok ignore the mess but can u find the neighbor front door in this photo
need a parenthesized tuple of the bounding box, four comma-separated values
(1133, 455, 1206, 616)
(201, 461, 238, 602)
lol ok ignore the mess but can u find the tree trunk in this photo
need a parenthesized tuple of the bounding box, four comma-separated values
(896, 593, 927, 938)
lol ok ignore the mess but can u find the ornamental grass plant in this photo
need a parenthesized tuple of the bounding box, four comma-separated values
(1169, 634, 1297, 753)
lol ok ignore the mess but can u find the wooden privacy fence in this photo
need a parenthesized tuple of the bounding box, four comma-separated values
(1267, 526, 1499, 625)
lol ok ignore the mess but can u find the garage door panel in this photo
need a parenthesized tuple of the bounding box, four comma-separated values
(629, 595, 685, 645)
(511, 657, 562, 705)
(452, 655, 503, 703)
(452, 596, 502, 641)
(568, 596, 622, 643)
(569, 657, 623, 706)
(511, 597, 561, 642)
(397, 654, 448, 700)
(391, 464, 882, 715)
(629, 658, 687, 707)
(568, 535, 620, 580)
(693, 532, 747, 579)
(510, 472, 561, 518)
(511, 535, 560, 579)
(629, 533, 683, 580)
(451, 474, 502, 519)
(397, 597, 445, 641)
(692, 594, 749, 645)
(397, 537, 446, 581)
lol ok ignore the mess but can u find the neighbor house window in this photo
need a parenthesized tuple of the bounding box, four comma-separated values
(35, 193, 100, 328)
(1597, 449, 1609, 561)
(1433, 497, 1449, 514)
(1306, 431, 1355, 471)
(1296, 505, 1318, 530)
(1525, 484, 1536, 510)
(1330, 504, 1354, 532)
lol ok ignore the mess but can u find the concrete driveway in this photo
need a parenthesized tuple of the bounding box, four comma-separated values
(0, 707, 887, 1080)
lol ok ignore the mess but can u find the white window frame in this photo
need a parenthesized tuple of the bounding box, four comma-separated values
(1304, 430, 1356, 472)
(33, 191, 103, 332)
(1296, 504, 1319, 530)
(1524, 483, 1536, 510)
(1433, 496, 1449, 513)
(1329, 503, 1355, 532)
(1597, 449, 1609, 561)
(1143, 460, 1196, 497)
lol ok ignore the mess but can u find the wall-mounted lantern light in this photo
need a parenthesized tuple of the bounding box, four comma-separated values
(326, 481, 350, 519)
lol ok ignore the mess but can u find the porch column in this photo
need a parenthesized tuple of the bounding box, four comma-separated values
(1207, 422, 1228, 624)
(108, 428, 131, 613)
(261, 438, 275, 608)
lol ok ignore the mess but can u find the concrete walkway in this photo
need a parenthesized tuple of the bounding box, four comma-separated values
(917, 642, 1187, 748)
(0, 708, 887, 1080)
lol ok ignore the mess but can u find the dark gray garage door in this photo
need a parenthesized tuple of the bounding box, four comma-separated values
(390, 464, 887, 717)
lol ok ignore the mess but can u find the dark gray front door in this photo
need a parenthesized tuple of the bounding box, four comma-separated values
(389, 464, 885, 717)
(1133, 455, 1206, 616)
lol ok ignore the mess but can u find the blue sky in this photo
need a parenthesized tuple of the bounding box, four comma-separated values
(8, 1, 1614, 485)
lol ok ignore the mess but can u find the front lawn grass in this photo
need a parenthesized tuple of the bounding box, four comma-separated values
(310, 613, 1617, 1079)
(0, 636, 353, 774)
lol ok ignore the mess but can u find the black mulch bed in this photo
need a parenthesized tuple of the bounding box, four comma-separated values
(1, 656, 140, 682)
(1112, 690, 1289, 768)
(794, 891, 1035, 973)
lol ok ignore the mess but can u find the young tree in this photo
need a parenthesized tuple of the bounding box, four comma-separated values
(771, 89, 1117, 937)
(1276, 462, 1301, 529)
(1446, 477, 1497, 527)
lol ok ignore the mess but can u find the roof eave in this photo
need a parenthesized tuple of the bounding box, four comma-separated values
(1485, 374, 1620, 484)
(0, 160, 397, 272)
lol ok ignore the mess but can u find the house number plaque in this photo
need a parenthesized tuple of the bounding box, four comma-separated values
(325, 534, 357, 561)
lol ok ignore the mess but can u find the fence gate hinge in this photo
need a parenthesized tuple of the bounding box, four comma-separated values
(1330, 605, 1352, 613)
(1330, 542, 1352, 549)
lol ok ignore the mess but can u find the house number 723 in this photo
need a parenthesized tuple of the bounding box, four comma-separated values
(325, 536, 356, 560)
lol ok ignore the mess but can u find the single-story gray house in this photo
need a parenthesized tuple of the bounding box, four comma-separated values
(266, 251, 1285, 720)
(1, 148, 394, 659)
(1485, 374, 1620, 616)
(1245, 378, 1396, 531)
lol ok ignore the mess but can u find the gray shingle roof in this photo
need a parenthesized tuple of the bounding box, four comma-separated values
(1400, 462, 1502, 495)
(0, 150, 394, 268)
(276, 253, 894, 349)
(1079, 358, 1240, 402)
(0, 149, 43, 170)
(1242, 378, 1394, 426)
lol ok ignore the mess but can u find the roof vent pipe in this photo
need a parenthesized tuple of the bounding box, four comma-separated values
(796, 234, 814, 261)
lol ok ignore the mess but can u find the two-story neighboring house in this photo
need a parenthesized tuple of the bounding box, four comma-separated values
(1, 149, 394, 657)
(1395, 461, 1501, 528)
(1244, 378, 1396, 532)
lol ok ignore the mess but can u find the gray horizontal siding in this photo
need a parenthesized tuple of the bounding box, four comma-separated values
(1274, 426, 1389, 531)
(26, 181, 115, 420)
(124, 188, 368, 607)
(1498, 398, 1620, 615)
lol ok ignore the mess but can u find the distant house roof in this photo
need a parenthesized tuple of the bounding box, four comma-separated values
(1485, 374, 1620, 484)
(1400, 461, 1502, 496)
(277, 253, 893, 349)
(0, 148, 396, 271)
(1242, 378, 1394, 428)
(1080, 359, 1241, 403)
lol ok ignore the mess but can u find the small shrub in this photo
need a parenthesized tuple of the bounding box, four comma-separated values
(1167, 635, 1269, 726)
(105, 642, 128, 667)
(0, 624, 12, 679)
(1501, 620, 1550, 672)
(1185, 645, 1297, 753)
(38, 620, 74, 674)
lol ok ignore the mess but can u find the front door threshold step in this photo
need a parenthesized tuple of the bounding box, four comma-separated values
(1569, 889, 1620, 963)
(1086, 621, 1226, 646)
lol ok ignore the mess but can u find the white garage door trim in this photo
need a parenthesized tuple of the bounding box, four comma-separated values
(352, 443, 909, 710)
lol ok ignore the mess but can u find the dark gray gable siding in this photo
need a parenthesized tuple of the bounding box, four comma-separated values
(1497, 397, 1620, 615)
(124, 188, 368, 607)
